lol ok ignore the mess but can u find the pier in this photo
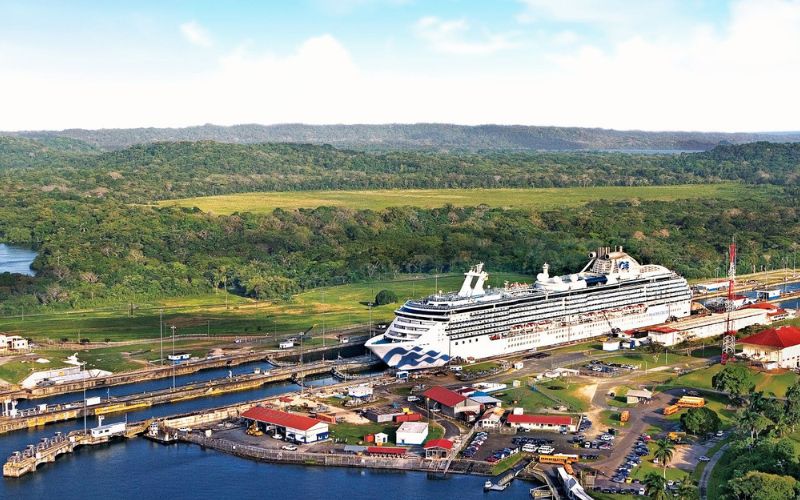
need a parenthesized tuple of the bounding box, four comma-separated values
(0, 356, 379, 435)
(2, 420, 151, 477)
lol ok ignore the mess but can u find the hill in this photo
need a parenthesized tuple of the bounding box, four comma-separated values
(4, 123, 800, 151)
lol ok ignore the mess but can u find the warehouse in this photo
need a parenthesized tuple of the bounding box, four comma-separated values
(505, 414, 576, 432)
(241, 407, 329, 443)
(422, 386, 481, 418)
(395, 421, 429, 445)
(626, 389, 653, 404)
(740, 325, 800, 369)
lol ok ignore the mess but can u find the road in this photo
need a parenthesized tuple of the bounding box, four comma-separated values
(699, 443, 729, 500)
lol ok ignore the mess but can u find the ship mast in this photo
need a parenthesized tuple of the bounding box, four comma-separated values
(721, 239, 736, 364)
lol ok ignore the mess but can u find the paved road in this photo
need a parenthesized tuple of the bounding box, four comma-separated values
(699, 443, 729, 500)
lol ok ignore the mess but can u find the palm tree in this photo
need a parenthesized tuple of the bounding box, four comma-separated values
(644, 472, 668, 500)
(676, 474, 699, 500)
(653, 438, 675, 479)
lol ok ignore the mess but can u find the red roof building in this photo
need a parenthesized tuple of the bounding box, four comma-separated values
(740, 325, 800, 369)
(423, 439, 454, 450)
(241, 407, 330, 443)
(422, 386, 466, 407)
(506, 413, 576, 431)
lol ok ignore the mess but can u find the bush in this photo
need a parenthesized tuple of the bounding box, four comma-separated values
(374, 289, 398, 306)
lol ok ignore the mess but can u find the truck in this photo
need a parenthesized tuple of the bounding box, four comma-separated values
(620, 410, 630, 423)
(668, 432, 687, 442)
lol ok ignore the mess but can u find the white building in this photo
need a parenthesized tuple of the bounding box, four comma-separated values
(646, 308, 771, 347)
(21, 366, 112, 389)
(395, 421, 428, 445)
(740, 325, 800, 369)
(0, 334, 29, 352)
(506, 413, 577, 432)
(347, 384, 374, 399)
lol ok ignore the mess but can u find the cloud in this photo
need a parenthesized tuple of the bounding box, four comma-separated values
(414, 16, 518, 55)
(1, 1, 800, 132)
(180, 20, 212, 47)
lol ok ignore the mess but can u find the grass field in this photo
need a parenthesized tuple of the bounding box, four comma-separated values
(497, 379, 555, 412)
(0, 271, 530, 344)
(157, 184, 762, 214)
(533, 379, 590, 412)
(664, 364, 799, 398)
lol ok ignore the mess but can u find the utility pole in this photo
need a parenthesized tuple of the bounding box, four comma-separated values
(159, 309, 164, 366)
(170, 325, 176, 390)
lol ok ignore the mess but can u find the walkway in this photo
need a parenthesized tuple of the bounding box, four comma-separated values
(699, 443, 729, 500)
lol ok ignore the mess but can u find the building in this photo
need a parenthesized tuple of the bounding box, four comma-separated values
(740, 325, 800, 369)
(477, 407, 505, 430)
(646, 308, 771, 346)
(422, 386, 481, 418)
(626, 389, 653, 404)
(374, 432, 388, 445)
(366, 446, 407, 457)
(241, 407, 329, 443)
(21, 366, 112, 389)
(506, 413, 576, 432)
(395, 421, 429, 445)
(347, 384, 374, 399)
(692, 281, 729, 294)
(424, 439, 453, 459)
(744, 302, 795, 323)
(0, 334, 29, 353)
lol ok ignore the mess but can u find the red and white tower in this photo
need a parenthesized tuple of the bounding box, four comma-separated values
(721, 240, 737, 364)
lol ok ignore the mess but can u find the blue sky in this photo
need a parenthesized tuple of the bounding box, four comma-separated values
(0, 0, 798, 131)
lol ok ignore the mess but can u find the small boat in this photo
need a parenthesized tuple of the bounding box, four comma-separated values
(484, 480, 508, 491)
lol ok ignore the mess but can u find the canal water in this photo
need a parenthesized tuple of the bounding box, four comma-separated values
(0, 244, 36, 276)
(1, 368, 535, 499)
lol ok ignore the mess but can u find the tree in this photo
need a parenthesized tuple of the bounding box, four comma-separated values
(374, 289, 398, 306)
(726, 471, 798, 500)
(784, 381, 800, 433)
(653, 438, 676, 479)
(681, 407, 722, 436)
(644, 472, 668, 500)
(676, 475, 699, 500)
(712, 364, 755, 401)
(738, 407, 774, 444)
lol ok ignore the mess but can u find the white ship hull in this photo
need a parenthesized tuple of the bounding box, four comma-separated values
(366, 249, 693, 370)
(367, 301, 690, 370)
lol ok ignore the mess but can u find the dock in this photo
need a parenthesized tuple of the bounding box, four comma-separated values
(2, 420, 151, 477)
(0, 356, 380, 435)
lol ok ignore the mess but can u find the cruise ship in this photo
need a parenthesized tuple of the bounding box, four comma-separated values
(366, 247, 692, 370)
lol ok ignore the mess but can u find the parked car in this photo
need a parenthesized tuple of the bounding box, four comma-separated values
(281, 444, 298, 451)
(699, 456, 711, 462)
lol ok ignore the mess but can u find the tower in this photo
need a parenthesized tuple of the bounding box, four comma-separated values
(721, 240, 736, 364)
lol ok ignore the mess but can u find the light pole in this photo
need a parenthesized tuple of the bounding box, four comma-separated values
(159, 309, 164, 366)
(170, 325, 176, 390)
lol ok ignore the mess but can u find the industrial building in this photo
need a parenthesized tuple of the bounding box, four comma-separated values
(395, 421, 429, 445)
(422, 386, 481, 418)
(739, 325, 800, 369)
(363, 406, 405, 423)
(21, 366, 112, 389)
(505, 413, 577, 432)
(241, 407, 329, 443)
(644, 308, 775, 347)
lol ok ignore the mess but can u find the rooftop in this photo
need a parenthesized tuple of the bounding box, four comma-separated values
(740, 325, 800, 349)
(397, 421, 429, 434)
(422, 386, 467, 407)
(241, 407, 324, 431)
(423, 439, 453, 450)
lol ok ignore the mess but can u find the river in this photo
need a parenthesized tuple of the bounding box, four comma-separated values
(0, 244, 36, 276)
(0, 367, 533, 499)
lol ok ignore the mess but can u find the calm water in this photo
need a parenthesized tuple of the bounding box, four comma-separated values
(0, 244, 36, 276)
(0, 371, 533, 499)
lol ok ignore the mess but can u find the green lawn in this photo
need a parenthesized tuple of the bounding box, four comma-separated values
(0, 271, 530, 344)
(157, 184, 757, 214)
(602, 351, 696, 370)
(664, 364, 799, 398)
(534, 380, 590, 412)
(461, 361, 501, 374)
(491, 453, 527, 475)
(496, 381, 555, 412)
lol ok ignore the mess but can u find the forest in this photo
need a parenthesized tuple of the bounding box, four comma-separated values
(0, 138, 798, 314)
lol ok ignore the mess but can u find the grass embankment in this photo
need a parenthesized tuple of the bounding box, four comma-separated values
(491, 453, 527, 475)
(497, 380, 554, 412)
(329, 422, 444, 445)
(461, 361, 501, 374)
(0, 272, 530, 345)
(534, 379, 591, 412)
(664, 364, 799, 398)
(158, 184, 755, 214)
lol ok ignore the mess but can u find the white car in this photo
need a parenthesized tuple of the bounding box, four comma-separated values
(537, 446, 555, 455)
(272, 433, 284, 440)
(281, 444, 298, 451)
(698, 456, 711, 462)
(600, 434, 615, 441)
(407, 396, 420, 402)
(522, 444, 538, 453)
(715, 430, 724, 437)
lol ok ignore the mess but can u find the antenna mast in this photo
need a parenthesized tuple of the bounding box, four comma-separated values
(721, 239, 737, 364)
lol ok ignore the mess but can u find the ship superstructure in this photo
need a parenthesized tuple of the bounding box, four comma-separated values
(366, 247, 692, 370)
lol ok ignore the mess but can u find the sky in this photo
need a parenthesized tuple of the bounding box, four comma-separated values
(0, 0, 799, 132)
